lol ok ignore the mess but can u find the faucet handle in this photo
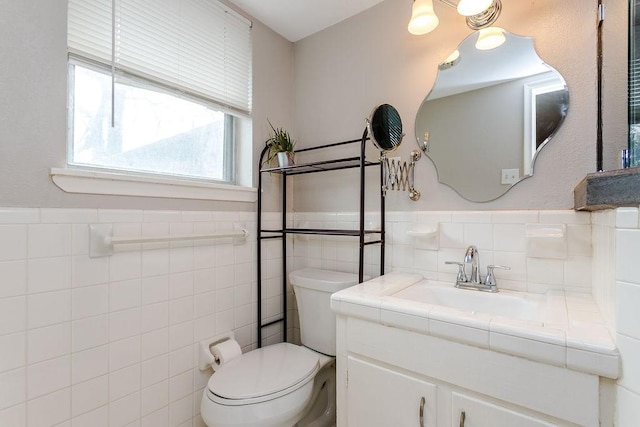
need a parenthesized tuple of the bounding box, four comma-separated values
(484, 265, 511, 287)
(445, 261, 467, 283)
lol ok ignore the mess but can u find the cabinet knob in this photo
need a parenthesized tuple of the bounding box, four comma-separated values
(419, 396, 426, 427)
(459, 410, 466, 427)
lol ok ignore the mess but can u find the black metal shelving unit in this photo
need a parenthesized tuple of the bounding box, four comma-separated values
(256, 131, 386, 347)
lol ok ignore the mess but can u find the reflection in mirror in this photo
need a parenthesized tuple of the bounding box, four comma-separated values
(415, 30, 569, 202)
(368, 104, 404, 152)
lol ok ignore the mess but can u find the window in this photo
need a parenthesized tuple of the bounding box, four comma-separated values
(66, 0, 252, 185)
(631, 0, 640, 166)
(69, 62, 235, 181)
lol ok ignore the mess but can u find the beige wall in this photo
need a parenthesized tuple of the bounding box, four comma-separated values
(602, 0, 628, 171)
(0, 0, 293, 212)
(0, 0, 628, 212)
(1, 1, 625, 213)
(292, 0, 598, 211)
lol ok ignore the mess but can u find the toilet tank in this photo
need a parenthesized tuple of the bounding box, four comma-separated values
(289, 268, 365, 356)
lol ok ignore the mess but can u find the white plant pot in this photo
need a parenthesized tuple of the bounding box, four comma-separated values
(277, 152, 294, 167)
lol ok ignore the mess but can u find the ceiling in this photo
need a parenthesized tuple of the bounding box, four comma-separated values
(227, 0, 386, 42)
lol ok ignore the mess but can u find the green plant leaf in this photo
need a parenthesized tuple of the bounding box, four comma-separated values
(263, 119, 295, 167)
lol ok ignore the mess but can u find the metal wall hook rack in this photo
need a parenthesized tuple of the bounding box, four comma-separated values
(382, 149, 421, 201)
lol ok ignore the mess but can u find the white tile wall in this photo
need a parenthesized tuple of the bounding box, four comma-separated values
(289, 209, 594, 345)
(293, 210, 593, 294)
(290, 206, 640, 426)
(0, 207, 273, 427)
(590, 206, 640, 427)
(5, 205, 639, 426)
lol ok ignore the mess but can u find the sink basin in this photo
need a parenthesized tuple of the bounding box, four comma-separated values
(390, 281, 546, 323)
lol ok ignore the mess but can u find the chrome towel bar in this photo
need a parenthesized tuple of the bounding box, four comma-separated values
(89, 224, 248, 257)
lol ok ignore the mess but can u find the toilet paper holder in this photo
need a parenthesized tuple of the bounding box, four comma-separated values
(198, 331, 236, 371)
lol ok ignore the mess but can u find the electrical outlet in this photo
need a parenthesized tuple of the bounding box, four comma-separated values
(501, 168, 519, 185)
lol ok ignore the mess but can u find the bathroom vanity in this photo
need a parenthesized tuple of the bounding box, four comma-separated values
(331, 273, 618, 427)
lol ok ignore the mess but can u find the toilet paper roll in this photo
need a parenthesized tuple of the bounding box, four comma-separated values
(211, 339, 242, 371)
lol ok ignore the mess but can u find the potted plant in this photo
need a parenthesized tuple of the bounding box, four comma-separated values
(264, 120, 295, 168)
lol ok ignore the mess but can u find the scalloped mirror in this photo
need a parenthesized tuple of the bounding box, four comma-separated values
(415, 30, 569, 202)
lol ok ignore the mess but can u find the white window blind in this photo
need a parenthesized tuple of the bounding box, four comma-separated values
(68, 0, 252, 115)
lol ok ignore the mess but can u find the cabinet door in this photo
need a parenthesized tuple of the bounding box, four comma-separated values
(452, 393, 561, 427)
(346, 356, 437, 427)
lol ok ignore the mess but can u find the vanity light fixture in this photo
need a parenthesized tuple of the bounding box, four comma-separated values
(475, 26, 506, 50)
(456, 0, 493, 16)
(408, 0, 502, 35)
(407, 0, 439, 35)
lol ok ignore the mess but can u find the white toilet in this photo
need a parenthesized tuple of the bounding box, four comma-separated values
(200, 268, 362, 427)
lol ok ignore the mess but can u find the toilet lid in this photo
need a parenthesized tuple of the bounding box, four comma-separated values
(208, 343, 319, 400)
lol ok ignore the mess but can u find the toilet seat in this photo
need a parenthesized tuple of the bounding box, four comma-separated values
(207, 343, 320, 406)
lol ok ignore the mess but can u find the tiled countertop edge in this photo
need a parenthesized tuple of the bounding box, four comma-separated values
(331, 273, 619, 379)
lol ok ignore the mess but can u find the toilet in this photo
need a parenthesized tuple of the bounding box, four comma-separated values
(200, 268, 363, 427)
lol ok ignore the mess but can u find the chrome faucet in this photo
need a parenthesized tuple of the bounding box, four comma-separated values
(446, 245, 510, 292)
(464, 245, 480, 284)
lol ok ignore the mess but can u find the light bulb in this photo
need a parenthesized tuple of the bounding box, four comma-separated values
(457, 0, 493, 17)
(439, 50, 461, 70)
(444, 50, 460, 63)
(475, 27, 506, 50)
(408, 0, 439, 35)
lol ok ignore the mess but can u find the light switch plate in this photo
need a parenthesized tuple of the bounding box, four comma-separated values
(501, 168, 520, 185)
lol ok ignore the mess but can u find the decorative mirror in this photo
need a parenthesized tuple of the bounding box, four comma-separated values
(415, 30, 569, 202)
(368, 104, 405, 152)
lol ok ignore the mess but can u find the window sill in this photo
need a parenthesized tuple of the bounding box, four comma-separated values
(50, 168, 257, 203)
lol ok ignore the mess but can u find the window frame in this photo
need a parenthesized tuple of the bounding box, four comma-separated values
(66, 58, 238, 185)
(54, 0, 255, 202)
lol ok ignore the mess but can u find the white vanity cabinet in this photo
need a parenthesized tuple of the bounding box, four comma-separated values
(450, 393, 560, 427)
(344, 353, 561, 427)
(346, 356, 437, 427)
(336, 316, 606, 427)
